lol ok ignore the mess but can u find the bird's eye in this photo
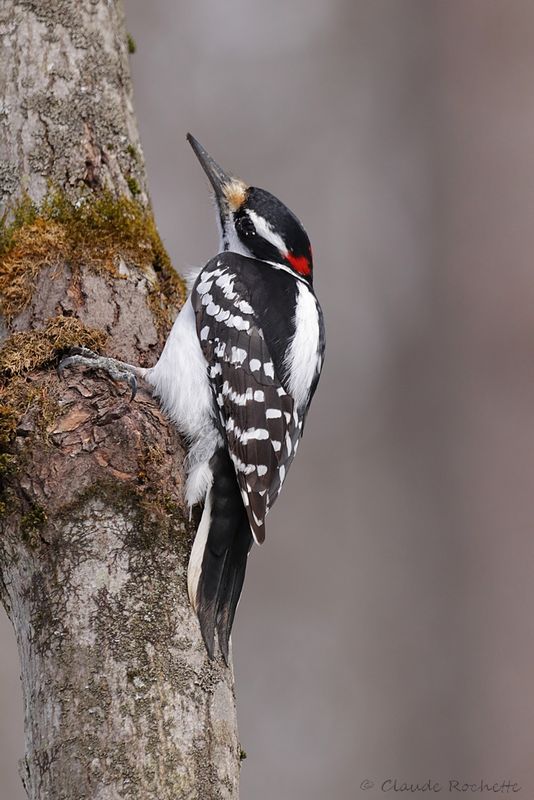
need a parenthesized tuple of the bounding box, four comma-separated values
(239, 216, 255, 237)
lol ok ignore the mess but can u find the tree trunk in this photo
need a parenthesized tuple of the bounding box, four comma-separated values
(0, 2, 240, 798)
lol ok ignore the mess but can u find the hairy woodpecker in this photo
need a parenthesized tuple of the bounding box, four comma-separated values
(60, 135, 325, 662)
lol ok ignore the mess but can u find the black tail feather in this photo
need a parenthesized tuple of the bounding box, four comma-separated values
(216, 516, 253, 664)
(195, 448, 253, 660)
(196, 547, 228, 659)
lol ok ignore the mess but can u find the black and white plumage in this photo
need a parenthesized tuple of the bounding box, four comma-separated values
(192, 253, 314, 542)
(63, 135, 325, 661)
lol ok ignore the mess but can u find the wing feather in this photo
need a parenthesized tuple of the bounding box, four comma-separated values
(192, 256, 301, 542)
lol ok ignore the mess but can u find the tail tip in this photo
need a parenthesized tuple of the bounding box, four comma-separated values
(198, 608, 231, 664)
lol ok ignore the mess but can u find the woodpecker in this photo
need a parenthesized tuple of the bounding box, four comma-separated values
(60, 134, 325, 662)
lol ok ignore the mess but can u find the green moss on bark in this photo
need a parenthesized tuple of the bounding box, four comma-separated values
(0, 316, 107, 376)
(0, 189, 185, 329)
(0, 376, 59, 449)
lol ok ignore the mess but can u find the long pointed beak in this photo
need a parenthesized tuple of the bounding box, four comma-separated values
(186, 133, 235, 206)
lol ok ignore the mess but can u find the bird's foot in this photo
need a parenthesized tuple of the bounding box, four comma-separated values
(58, 347, 138, 401)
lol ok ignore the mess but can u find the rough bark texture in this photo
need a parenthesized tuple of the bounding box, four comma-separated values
(0, 0, 148, 208)
(0, 2, 240, 798)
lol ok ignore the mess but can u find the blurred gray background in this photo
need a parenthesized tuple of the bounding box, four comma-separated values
(2, 1, 534, 798)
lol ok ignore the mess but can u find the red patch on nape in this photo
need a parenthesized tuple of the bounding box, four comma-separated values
(286, 251, 311, 276)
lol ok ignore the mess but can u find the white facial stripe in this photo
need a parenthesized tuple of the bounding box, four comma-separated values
(246, 209, 287, 254)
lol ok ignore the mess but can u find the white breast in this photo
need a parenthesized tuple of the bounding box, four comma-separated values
(284, 281, 321, 410)
(145, 296, 221, 506)
(145, 297, 210, 432)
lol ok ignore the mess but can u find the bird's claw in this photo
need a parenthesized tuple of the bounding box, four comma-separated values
(57, 355, 77, 379)
(126, 373, 138, 402)
(58, 347, 98, 377)
(58, 348, 138, 402)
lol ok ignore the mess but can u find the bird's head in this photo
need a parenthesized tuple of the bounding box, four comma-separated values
(187, 133, 313, 280)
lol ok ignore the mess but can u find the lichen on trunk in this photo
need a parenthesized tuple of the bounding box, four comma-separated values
(0, 1, 241, 798)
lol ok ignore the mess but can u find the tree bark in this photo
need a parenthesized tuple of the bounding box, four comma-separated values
(0, 2, 240, 799)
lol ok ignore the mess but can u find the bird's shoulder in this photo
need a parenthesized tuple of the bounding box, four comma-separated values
(192, 252, 301, 379)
